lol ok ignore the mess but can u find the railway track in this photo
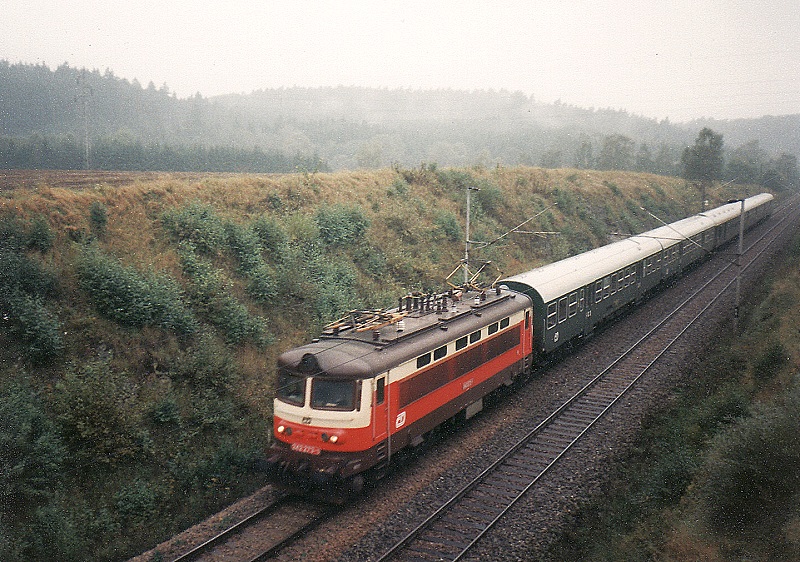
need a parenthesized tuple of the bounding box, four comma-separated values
(171, 494, 335, 562)
(375, 197, 800, 562)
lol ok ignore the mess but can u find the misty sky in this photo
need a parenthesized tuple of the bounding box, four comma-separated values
(3, 1, 799, 122)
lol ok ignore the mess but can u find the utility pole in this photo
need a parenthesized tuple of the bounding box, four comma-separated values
(463, 186, 480, 286)
(76, 72, 92, 170)
(735, 198, 744, 332)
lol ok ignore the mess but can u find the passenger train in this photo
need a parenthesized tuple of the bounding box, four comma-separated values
(264, 193, 774, 498)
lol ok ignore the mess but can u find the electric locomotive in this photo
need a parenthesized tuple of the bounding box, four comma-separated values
(266, 286, 533, 496)
(265, 193, 774, 498)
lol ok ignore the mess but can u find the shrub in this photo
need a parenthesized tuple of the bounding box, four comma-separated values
(315, 203, 370, 246)
(77, 246, 197, 335)
(2, 289, 64, 361)
(251, 215, 289, 261)
(246, 265, 278, 304)
(752, 341, 789, 381)
(434, 210, 462, 242)
(0, 382, 66, 513)
(178, 244, 268, 345)
(89, 201, 108, 238)
(161, 202, 226, 254)
(696, 388, 800, 537)
(224, 221, 263, 274)
(26, 215, 54, 253)
(53, 359, 146, 466)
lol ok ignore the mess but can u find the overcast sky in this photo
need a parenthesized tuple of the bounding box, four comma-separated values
(3, 1, 799, 122)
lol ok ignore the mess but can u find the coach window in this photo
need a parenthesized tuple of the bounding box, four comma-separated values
(603, 276, 611, 299)
(488, 322, 499, 335)
(470, 330, 481, 344)
(558, 297, 568, 323)
(434, 345, 447, 360)
(579, 289, 585, 311)
(456, 336, 468, 350)
(595, 281, 603, 303)
(568, 292, 578, 317)
(547, 302, 557, 329)
(500, 317, 510, 329)
(416, 352, 431, 369)
(611, 274, 617, 294)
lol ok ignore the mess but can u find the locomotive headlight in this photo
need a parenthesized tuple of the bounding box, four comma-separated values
(329, 435, 339, 443)
(277, 425, 285, 433)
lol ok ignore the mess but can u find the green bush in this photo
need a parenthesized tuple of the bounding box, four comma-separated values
(697, 388, 800, 537)
(246, 264, 278, 304)
(77, 246, 197, 335)
(26, 214, 54, 253)
(0, 217, 62, 360)
(0, 382, 66, 513)
(224, 221, 263, 274)
(2, 289, 64, 361)
(89, 201, 108, 238)
(177, 244, 268, 345)
(315, 203, 370, 246)
(434, 210, 462, 242)
(53, 359, 147, 466)
(251, 215, 289, 260)
(752, 341, 789, 381)
(161, 202, 226, 254)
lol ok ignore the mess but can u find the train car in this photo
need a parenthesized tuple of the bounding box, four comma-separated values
(265, 193, 773, 498)
(503, 193, 773, 356)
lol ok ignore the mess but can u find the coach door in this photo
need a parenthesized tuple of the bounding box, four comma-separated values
(372, 375, 389, 442)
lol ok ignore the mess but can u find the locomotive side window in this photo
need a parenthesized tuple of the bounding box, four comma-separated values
(500, 317, 510, 329)
(434, 345, 447, 360)
(456, 336, 468, 350)
(376, 377, 385, 405)
(488, 322, 499, 335)
(417, 353, 432, 369)
(277, 370, 306, 406)
(470, 330, 481, 344)
(547, 302, 557, 328)
(311, 379, 357, 411)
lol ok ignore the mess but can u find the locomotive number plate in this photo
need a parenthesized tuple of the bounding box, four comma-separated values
(291, 443, 322, 455)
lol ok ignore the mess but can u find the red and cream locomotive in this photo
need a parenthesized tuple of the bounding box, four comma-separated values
(266, 287, 532, 496)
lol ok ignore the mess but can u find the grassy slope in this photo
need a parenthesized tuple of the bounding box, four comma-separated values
(0, 166, 759, 560)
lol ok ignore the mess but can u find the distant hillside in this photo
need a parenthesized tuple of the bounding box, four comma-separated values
(2, 61, 799, 173)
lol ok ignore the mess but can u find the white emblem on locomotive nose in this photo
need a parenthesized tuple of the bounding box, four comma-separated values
(395, 411, 407, 428)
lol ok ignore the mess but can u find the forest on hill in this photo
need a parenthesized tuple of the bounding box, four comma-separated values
(1, 60, 799, 182)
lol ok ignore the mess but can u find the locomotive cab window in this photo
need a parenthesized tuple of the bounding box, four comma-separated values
(416, 353, 432, 369)
(277, 370, 306, 406)
(311, 379, 358, 411)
